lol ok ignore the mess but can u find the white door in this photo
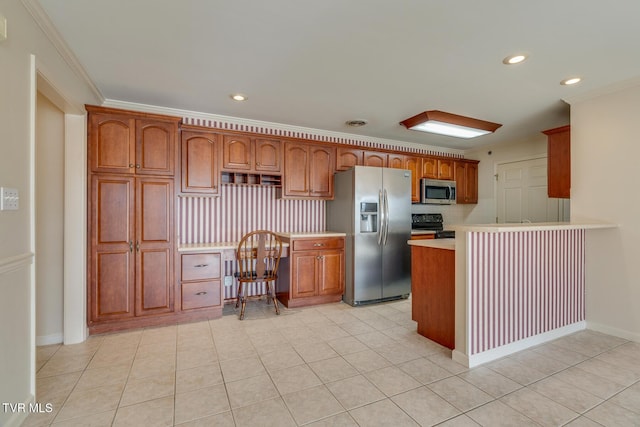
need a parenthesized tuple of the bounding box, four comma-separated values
(497, 157, 568, 223)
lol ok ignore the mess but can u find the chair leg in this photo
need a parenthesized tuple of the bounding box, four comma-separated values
(240, 296, 247, 320)
(235, 281, 242, 309)
(269, 281, 280, 315)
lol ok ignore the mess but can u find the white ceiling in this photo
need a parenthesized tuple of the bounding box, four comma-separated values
(37, 0, 640, 150)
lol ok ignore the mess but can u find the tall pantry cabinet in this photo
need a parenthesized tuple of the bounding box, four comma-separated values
(87, 106, 180, 333)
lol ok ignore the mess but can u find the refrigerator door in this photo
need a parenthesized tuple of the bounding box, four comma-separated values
(381, 168, 412, 299)
(352, 167, 384, 303)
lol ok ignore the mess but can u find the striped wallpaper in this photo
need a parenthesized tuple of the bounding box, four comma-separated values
(467, 229, 585, 355)
(178, 185, 325, 244)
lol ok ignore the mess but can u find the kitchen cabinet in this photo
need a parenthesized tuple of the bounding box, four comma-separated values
(363, 151, 387, 168)
(388, 153, 405, 169)
(454, 160, 479, 204)
(87, 106, 178, 176)
(180, 253, 223, 311)
(336, 147, 363, 171)
(422, 157, 455, 180)
(403, 155, 422, 203)
(277, 236, 345, 307)
(543, 125, 570, 198)
(222, 134, 282, 173)
(181, 129, 220, 194)
(280, 142, 334, 199)
(89, 175, 174, 324)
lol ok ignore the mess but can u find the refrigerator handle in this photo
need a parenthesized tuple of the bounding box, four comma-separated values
(377, 189, 384, 245)
(383, 189, 389, 245)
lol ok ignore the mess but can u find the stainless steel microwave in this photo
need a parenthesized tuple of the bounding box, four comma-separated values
(420, 178, 457, 204)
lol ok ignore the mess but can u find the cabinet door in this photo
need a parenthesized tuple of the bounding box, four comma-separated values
(422, 157, 438, 179)
(136, 177, 174, 315)
(388, 154, 405, 169)
(283, 143, 310, 197)
(255, 138, 281, 172)
(404, 156, 422, 203)
(181, 131, 219, 194)
(89, 113, 136, 174)
(318, 250, 344, 296)
(438, 159, 455, 180)
(544, 126, 570, 198)
(222, 134, 252, 171)
(291, 252, 318, 298)
(309, 145, 334, 198)
(364, 151, 387, 168)
(336, 147, 362, 171)
(465, 162, 478, 203)
(90, 175, 135, 321)
(136, 119, 176, 176)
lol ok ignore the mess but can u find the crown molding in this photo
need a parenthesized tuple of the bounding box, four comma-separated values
(103, 99, 466, 158)
(21, 0, 104, 104)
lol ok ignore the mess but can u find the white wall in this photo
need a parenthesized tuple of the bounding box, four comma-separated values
(36, 92, 64, 345)
(0, 1, 98, 425)
(570, 81, 640, 341)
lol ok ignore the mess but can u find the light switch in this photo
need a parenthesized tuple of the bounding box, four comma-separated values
(0, 187, 19, 211)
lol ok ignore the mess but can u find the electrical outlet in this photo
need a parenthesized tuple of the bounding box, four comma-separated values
(224, 275, 233, 287)
(0, 187, 19, 211)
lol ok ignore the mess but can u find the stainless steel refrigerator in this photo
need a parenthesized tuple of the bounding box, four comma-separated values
(326, 166, 412, 305)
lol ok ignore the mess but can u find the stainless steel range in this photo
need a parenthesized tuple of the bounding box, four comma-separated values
(411, 213, 455, 238)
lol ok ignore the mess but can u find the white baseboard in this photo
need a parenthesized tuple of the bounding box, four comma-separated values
(36, 333, 63, 346)
(456, 321, 586, 368)
(586, 321, 640, 343)
(1, 394, 34, 427)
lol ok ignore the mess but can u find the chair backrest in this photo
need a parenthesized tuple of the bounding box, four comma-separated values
(236, 230, 283, 281)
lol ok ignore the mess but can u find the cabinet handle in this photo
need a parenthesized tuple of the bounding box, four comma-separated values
(129, 241, 133, 253)
(256, 162, 261, 166)
(135, 164, 141, 169)
(195, 291, 208, 296)
(136, 241, 140, 252)
(129, 163, 134, 168)
(194, 264, 209, 268)
(313, 243, 324, 247)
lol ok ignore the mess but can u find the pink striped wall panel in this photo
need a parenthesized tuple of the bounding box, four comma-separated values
(467, 229, 585, 355)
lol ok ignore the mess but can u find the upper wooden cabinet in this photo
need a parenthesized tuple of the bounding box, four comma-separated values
(422, 157, 454, 180)
(404, 155, 422, 203)
(181, 129, 220, 194)
(280, 142, 334, 199)
(388, 154, 405, 169)
(363, 151, 387, 168)
(543, 125, 570, 199)
(336, 147, 363, 171)
(87, 106, 179, 176)
(221, 134, 281, 173)
(455, 160, 479, 204)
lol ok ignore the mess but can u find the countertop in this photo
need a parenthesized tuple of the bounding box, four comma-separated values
(407, 238, 455, 250)
(449, 220, 617, 233)
(178, 231, 345, 252)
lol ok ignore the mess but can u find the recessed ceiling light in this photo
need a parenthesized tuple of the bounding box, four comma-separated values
(345, 119, 368, 127)
(231, 94, 247, 101)
(560, 77, 582, 86)
(503, 54, 528, 65)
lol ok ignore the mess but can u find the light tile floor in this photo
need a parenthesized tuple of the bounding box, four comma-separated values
(26, 298, 640, 426)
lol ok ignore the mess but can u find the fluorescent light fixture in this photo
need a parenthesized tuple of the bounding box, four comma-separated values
(399, 110, 502, 139)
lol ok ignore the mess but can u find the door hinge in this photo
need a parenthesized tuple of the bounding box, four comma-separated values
(494, 173, 499, 181)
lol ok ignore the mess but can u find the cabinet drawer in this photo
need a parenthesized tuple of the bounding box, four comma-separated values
(292, 238, 344, 251)
(181, 253, 221, 281)
(181, 281, 221, 310)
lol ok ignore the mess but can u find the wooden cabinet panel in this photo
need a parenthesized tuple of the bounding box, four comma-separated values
(181, 130, 219, 194)
(388, 154, 405, 169)
(254, 138, 281, 172)
(543, 125, 570, 198)
(291, 253, 318, 298)
(90, 113, 135, 174)
(454, 160, 479, 204)
(309, 145, 334, 198)
(336, 147, 362, 171)
(136, 120, 176, 175)
(179, 252, 223, 311)
(282, 142, 334, 199)
(318, 250, 344, 296)
(283, 142, 310, 197)
(423, 157, 454, 180)
(137, 248, 172, 315)
(404, 155, 422, 203)
(181, 253, 221, 281)
(438, 159, 455, 180)
(222, 134, 252, 171)
(422, 157, 437, 179)
(363, 151, 387, 168)
(90, 175, 135, 322)
(293, 238, 344, 251)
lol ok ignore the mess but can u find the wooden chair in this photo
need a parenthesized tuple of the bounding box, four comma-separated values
(235, 230, 283, 320)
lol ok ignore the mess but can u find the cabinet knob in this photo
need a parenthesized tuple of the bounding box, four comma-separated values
(313, 243, 324, 247)
(129, 163, 134, 168)
(135, 164, 141, 169)
(256, 162, 261, 166)
(195, 291, 208, 296)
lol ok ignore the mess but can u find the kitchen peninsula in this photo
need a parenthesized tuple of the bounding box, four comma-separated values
(409, 221, 615, 368)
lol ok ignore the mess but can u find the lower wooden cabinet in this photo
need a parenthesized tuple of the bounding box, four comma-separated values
(277, 236, 345, 307)
(180, 253, 223, 311)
